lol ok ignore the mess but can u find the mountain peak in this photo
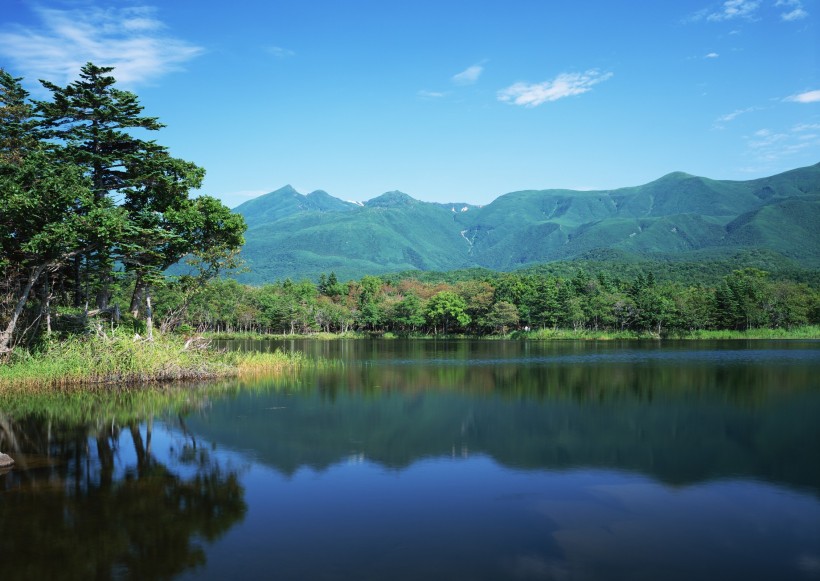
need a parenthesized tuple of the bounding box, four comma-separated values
(272, 184, 300, 196)
(656, 171, 695, 182)
(366, 191, 417, 208)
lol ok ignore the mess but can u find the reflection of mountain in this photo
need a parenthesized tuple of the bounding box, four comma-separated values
(187, 358, 820, 497)
(0, 415, 246, 581)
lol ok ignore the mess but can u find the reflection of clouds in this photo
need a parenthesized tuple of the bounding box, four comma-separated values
(346, 452, 365, 464)
(797, 553, 820, 574)
(535, 499, 629, 530)
(510, 554, 572, 580)
(526, 479, 820, 579)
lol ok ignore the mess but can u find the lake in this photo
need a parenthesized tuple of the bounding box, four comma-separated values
(1, 339, 819, 580)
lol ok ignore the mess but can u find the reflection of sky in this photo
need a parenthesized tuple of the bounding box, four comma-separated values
(146, 421, 251, 481)
(171, 340, 820, 579)
(177, 453, 820, 580)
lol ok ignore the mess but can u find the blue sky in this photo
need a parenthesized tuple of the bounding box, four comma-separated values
(1, 0, 818, 207)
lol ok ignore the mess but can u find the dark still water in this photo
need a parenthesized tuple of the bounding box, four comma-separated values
(2, 340, 819, 580)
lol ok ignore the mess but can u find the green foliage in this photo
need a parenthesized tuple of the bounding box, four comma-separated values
(482, 301, 520, 333)
(0, 69, 41, 163)
(0, 63, 244, 356)
(149, 264, 820, 339)
(425, 291, 471, 334)
(391, 293, 426, 331)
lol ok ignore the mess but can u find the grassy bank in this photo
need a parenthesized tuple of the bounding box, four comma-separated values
(204, 325, 820, 342)
(204, 330, 366, 340)
(512, 326, 820, 340)
(514, 326, 820, 340)
(666, 326, 820, 340)
(0, 332, 312, 390)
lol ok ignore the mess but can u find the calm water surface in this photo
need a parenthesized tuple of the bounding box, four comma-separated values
(1, 340, 819, 580)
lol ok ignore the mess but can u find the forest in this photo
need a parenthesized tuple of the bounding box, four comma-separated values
(0, 63, 245, 358)
(150, 268, 820, 337)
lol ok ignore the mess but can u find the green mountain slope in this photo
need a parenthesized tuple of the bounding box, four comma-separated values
(239, 190, 474, 281)
(723, 198, 820, 260)
(233, 162, 820, 282)
(234, 185, 358, 229)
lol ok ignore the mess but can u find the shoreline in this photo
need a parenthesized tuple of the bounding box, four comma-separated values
(0, 333, 310, 391)
(2, 326, 816, 392)
(205, 325, 820, 342)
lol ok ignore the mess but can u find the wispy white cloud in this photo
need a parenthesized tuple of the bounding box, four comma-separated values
(0, 5, 203, 87)
(497, 70, 613, 108)
(716, 106, 758, 124)
(706, 0, 760, 21)
(776, 0, 809, 21)
(683, 8, 711, 23)
(785, 90, 820, 103)
(417, 89, 448, 99)
(691, 0, 807, 23)
(781, 7, 809, 20)
(267, 46, 295, 59)
(452, 64, 483, 86)
(743, 123, 820, 164)
(705, 52, 720, 58)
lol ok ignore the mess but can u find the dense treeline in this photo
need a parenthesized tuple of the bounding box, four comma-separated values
(150, 267, 820, 337)
(0, 64, 245, 357)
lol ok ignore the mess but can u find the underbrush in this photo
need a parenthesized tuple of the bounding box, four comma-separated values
(670, 325, 820, 340)
(0, 331, 311, 390)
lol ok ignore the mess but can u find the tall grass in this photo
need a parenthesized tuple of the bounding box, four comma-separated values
(0, 331, 314, 391)
(510, 328, 657, 340)
(510, 325, 820, 341)
(204, 330, 366, 340)
(207, 327, 820, 342)
(670, 325, 820, 340)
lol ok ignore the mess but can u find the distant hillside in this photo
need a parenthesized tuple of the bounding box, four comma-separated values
(231, 162, 820, 282)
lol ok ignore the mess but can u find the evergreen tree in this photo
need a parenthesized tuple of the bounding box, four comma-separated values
(0, 151, 97, 355)
(0, 69, 41, 164)
(713, 269, 770, 330)
(0, 71, 100, 355)
(483, 301, 519, 334)
(37, 63, 166, 309)
(33, 63, 246, 335)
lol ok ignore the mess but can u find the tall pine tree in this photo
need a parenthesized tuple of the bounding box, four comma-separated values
(37, 62, 164, 309)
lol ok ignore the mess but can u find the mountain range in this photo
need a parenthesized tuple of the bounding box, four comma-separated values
(232, 162, 820, 283)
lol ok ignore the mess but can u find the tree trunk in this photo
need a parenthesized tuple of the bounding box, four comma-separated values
(0, 264, 46, 357)
(96, 265, 111, 311)
(145, 288, 154, 341)
(130, 277, 146, 318)
(130, 423, 148, 477)
(41, 276, 52, 335)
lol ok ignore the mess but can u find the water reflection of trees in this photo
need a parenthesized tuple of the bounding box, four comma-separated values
(192, 361, 820, 498)
(301, 358, 815, 407)
(0, 410, 246, 581)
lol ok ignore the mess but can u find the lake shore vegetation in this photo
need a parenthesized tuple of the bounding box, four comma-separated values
(0, 330, 309, 390)
(154, 267, 819, 339)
